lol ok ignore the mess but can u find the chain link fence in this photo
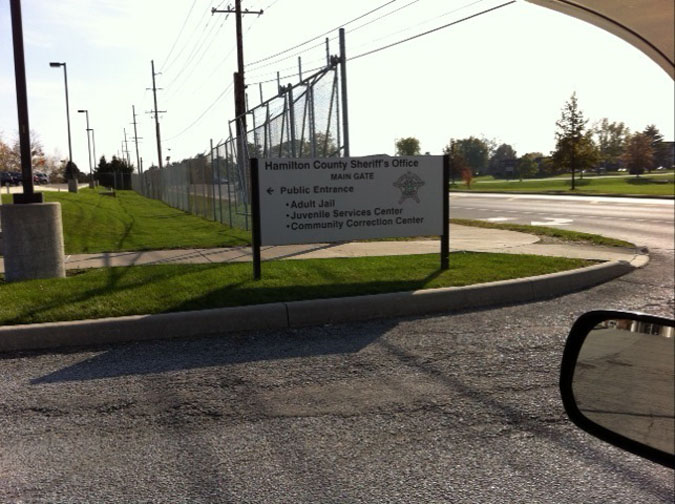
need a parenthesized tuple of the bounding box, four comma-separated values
(132, 34, 347, 231)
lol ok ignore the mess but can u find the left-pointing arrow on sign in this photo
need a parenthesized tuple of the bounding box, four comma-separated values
(266, 187, 274, 195)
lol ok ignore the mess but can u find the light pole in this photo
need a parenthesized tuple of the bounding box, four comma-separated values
(77, 109, 94, 188)
(49, 62, 72, 165)
(91, 127, 97, 185)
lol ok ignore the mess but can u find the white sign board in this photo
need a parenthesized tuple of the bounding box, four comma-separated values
(257, 156, 445, 245)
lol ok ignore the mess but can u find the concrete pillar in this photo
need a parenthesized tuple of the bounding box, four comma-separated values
(1, 202, 65, 282)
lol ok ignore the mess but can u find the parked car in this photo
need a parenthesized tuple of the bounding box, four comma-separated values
(1, 171, 20, 186)
(33, 172, 49, 185)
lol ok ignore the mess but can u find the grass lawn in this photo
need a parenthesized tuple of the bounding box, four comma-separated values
(452, 173, 674, 196)
(0, 253, 593, 326)
(449, 219, 634, 248)
(1, 189, 251, 254)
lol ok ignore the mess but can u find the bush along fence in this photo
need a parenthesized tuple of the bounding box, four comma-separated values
(132, 29, 350, 231)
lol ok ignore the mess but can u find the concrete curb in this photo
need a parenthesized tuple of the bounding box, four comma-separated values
(0, 258, 641, 353)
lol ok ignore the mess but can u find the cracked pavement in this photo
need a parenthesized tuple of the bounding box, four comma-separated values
(0, 248, 673, 503)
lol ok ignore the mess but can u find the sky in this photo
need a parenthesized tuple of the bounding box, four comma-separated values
(1, 0, 673, 173)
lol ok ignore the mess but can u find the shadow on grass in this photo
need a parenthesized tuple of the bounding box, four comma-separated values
(167, 266, 446, 312)
(1, 263, 223, 326)
(626, 177, 672, 185)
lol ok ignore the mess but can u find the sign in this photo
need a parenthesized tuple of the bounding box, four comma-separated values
(255, 156, 445, 246)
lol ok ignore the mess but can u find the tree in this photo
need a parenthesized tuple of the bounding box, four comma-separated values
(623, 132, 653, 177)
(451, 136, 490, 175)
(516, 153, 540, 180)
(0, 134, 11, 171)
(593, 118, 629, 171)
(443, 139, 471, 187)
(95, 155, 133, 189)
(642, 124, 668, 171)
(488, 143, 517, 177)
(552, 92, 595, 189)
(537, 156, 556, 177)
(1, 131, 48, 173)
(64, 160, 80, 179)
(395, 137, 420, 156)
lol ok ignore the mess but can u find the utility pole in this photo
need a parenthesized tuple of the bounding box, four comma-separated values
(149, 60, 165, 170)
(211, 1, 263, 142)
(123, 128, 131, 167)
(132, 105, 142, 174)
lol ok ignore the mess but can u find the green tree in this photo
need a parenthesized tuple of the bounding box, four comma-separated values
(395, 137, 420, 156)
(443, 136, 490, 176)
(623, 132, 653, 177)
(642, 124, 668, 171)
(443, 139, 471, 187)
(452, 136, 490, 174)
(552, 92, 595, 189)
(537, 156, 556, 177)
(95, 155, 133, 189)
(488, 143, 517, 177)
(593, 118, 629, 171)
(517, 153, 540, 180)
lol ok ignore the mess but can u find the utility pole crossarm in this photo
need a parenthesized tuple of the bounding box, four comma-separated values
(211, 7, 264, 15)
(212, 0, 264, 142)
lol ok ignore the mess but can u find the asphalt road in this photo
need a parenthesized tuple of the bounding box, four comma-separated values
(450, 193, 674, 251)
(1, 195, 673, 503)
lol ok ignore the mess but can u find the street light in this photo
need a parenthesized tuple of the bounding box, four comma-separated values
(77, 109, 94, 188)
(49, 62, 72, 165)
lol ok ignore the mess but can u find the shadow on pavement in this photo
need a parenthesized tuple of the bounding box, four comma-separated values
(30, 320, 395, 384)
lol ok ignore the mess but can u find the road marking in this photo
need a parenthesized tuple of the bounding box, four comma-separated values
(530, 218, 574, 226)
(482, 217, 515, 222)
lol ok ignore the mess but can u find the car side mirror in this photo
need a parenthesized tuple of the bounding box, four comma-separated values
(560, 310, 674, 468)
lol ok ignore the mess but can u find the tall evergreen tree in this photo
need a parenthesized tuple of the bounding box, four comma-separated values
(553, 92, 596, 189)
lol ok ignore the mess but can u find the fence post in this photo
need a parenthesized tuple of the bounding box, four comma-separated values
(288, 85, 297, 157)
(227, 142, 234, 227)
(210, 139, 217, 221)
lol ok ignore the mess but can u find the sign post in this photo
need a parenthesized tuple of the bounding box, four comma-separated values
(251, 155, 448, 279)
(441, 154, 449, 270)
(251, 158, 262, 280)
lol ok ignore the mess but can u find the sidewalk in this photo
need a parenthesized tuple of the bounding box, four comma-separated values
(0, 224, 648, 353)
(0, 224, 644, 273)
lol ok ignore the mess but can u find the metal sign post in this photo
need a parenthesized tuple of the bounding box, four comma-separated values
(251, 158, 262, 280)
(441, 154, 450, 270)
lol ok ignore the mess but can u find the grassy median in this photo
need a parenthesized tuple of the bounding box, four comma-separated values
(449, 219, 634, 248)
(451, 173, 674, 196)
(0, 253, 593, 326)
(1, 189, 251, 254)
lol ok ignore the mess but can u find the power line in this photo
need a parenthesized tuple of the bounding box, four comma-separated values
(164, 82, 235, 141)
(163, 15, 223, 98)
(246, 0, 424, 76)
(162, 6, 212, 75)
(246, 1, 515, 86)
(347, 0, 487, 52)
(350, 1, 516, 61)
(159, 0, 198, 71)
(245, 0, 399, 67)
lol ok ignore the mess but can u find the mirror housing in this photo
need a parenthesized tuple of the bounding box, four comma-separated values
(560, 310, 674, 468)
